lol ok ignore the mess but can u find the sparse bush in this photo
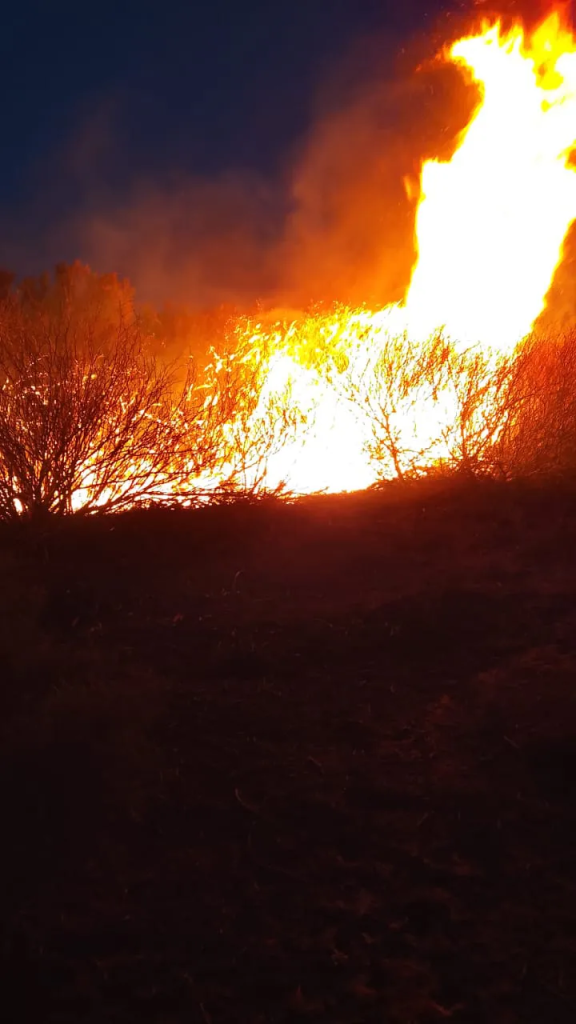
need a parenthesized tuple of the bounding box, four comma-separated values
(5, 260, 576, 511)
(494, 333, 576, 480)
(332, 328, 544, 483)
(199, 337, 304, 500)
(331, 330, 492, 480)
(0, 297, 220, 519)
(438, 345, 518, 478)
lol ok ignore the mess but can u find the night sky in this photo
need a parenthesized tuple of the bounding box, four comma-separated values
(0, 1, 544, 297)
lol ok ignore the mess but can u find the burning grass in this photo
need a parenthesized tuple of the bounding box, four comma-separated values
(2, 288, 576, 519)
(5, 11, 576, 513)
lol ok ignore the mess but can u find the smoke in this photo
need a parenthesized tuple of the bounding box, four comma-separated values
(277, 49, 478, 309)
(75, 172, 284, 309)
(3, 2, 576, 350)
(65, 21, 482, 316)
(0, 8, 514, 318)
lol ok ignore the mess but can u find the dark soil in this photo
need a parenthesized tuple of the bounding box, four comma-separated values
(1, 477, 576, 1022)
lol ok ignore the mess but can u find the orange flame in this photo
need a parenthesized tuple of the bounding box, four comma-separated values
(220, 9, 576, 495)
(406, 10, 576, 350)
(30, 9, 576, 512)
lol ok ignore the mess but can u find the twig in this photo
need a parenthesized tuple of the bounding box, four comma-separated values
(234, 787, 260, 814)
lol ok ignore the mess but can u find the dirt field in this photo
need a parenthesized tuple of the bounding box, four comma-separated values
(1, 478, 576, 1022)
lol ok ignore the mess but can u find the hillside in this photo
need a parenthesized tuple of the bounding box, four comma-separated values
(1, 479, 576, 1022)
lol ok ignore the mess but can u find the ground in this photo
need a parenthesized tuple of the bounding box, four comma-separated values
(1, 477, 576, 1022)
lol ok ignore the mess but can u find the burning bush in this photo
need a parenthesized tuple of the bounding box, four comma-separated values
(435, 344, 519, 480)
(4, 13, 576, 508)
(0, 269, 310, 519)
(315, 321, 518, 483)
(3, 278, 576, 516)
(492, 333, 576, 481)
(198, 332, 307, 500)
(330, 330, 454, 480)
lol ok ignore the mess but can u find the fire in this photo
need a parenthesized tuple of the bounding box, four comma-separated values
(5, 10, 576, 516)
(223, 9, 576, 495)
(406, 10, 576, 349)
(244, 350, 375, 494)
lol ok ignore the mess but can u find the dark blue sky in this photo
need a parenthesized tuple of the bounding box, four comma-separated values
(1, 2, 430, 186)
(1, 0, 539, 296)
(0, 3, 442, 255)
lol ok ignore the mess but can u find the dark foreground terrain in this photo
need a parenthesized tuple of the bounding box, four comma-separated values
(1, 478, 576, 1022)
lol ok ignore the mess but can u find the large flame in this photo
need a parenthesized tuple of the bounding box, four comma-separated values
(406, 10, 576, 349)
(226, 9, 576, 495)
(15, 9, 576, 513)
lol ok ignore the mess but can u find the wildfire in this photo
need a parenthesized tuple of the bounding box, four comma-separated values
(406, 10, 576, 349)
(4, 9, 576, 517)
(223, 8, 576, 495)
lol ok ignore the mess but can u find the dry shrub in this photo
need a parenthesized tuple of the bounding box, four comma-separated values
(4, 257, 576, 516)
(355, 329, 576, 485)
(0, 298, 219, 519)
(360, 332, 453, 479)
(494, 332, 576, 480)
(0, 286, 303, 519)
(199, 338, 304, 500)
(438, 345, 518, 478)
(333, 330, 517, 481)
